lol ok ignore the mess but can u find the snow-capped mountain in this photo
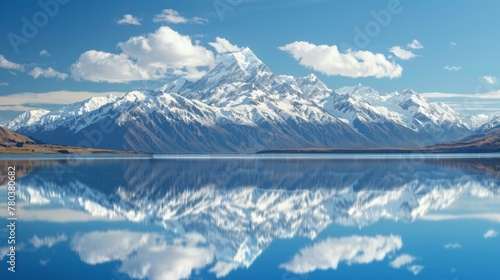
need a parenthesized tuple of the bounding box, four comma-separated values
(319, 85, 475, 146)
(7, 95, 119, 133)
(475, 115, 500, 134)
(4, 47, 492, 152)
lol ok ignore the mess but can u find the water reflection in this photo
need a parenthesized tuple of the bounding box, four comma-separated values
(0, 157, 499, 279)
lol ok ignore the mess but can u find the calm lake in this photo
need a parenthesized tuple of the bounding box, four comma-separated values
(1, 154, 499, 279)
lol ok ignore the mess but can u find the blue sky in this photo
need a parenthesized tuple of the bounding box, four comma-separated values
(1, 0, 500, 122)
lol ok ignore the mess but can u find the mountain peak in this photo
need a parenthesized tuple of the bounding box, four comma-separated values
(295, 73, 332, 99)
(216, 47, 264, 71)
(187, 47, 276, 96)
(349, 84, 379, 96)
(401, 89, 417, 95)
(158, 77, 189, 93)
(304, 73, 319, 81)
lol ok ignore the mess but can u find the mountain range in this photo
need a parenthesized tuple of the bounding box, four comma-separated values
(4, 48, 499, 153)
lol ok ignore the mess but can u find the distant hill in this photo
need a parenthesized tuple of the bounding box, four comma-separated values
(0, 125, 35, 144)
(430, 125, 500, 153)
(258, 126, 500, 154)
(0, 126, 135, 155)
(0, 126, 36, 147)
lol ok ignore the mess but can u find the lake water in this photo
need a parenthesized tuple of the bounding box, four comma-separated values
(0, 155, 499, 279)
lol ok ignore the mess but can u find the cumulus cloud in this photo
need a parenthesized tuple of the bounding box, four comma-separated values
(389, 46, 417, 60)
(407, 39, 424, 49)
(39, 49, 50, 57)
(30, 234, 68, 248)
(209, 37, 241, 54)
(117, 27, 213, 69)
(279, 42, 402, 79)
(0, 90, 125, 111)
(153, 9, 208, 24)
(444, 243, 461, 249)
(29, 67, 68, 80)
(279, 235, 402, 274)
(71, 230, 215, 280)
(71, 51, 151, 83)
(408, 265, 424, 275)
(484, 229, 498, 239)
(483, 75, 497, 85)
(0, 54, 25, 71)
(0, 82, 8, 86)
(390, 254, 415, 269)
(443, 65, 461, 71)
(71, 26, 214, 82)
(117, 14, 141, 25)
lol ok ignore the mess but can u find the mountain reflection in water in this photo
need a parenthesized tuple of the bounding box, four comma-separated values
(1, 156, 499, 280)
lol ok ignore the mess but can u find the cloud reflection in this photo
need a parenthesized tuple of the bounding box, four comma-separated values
(71, 230, 215, 280)
(408, 265, 424, 275)
(483, 229, 498, 239)
(29, 234, 67, 248)
(390, 254, 416, 269)
(443, 243, 461, 249)
(280, 235, 402, 274)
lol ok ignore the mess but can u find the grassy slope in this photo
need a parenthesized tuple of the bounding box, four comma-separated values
(0, 126, 136, 155)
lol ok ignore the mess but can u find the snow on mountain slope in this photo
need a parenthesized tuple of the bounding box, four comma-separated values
(475, 115, 500, 133)
(295, 73, 332, 100)
(5, 46, 490, 152)
(6, 95, 118, 133)
(6, 109, 51, 131)
(320, 85, 474, 145)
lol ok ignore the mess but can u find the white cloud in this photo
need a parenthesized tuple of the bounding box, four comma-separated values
(71, 51, 151, 83)
(443, 65, 461, 71)
(29, 67, 68, 80)
(408, 265, 424, 275)
(153, 9, 208, 24)
(117, 14, 141, 25)
(0, 246, 9, 261)
(71, 26, 214, 82)
(39, 49, 50, 57)
(450, 42, 457, 47)
(191, 16, 209, 24)
(444, 243, 461, 249)
(0, 244, 25, 261)
(0, 54, 24, 71)
(279, 41, 402, 79)
(154, 9, 187, 24)
(390, 254, 415, 269)
(483, 75, 497, 85)
(209, 261, 240, 278)
(279, 235, 402, 274)
(71, 230, 215, 280)
(422, 91, 500, 100)
(40, 259, 50, 266)
(0, 82, 8, 86)
(407, 39, 424, 49)
(30, 234, 67, 248)
(117, 27, 213, 70)
(209, 37, 241, 54)
(484, 229, 498, 238)
(389, 46, 416, 60)
(0, 90, 126, 111)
